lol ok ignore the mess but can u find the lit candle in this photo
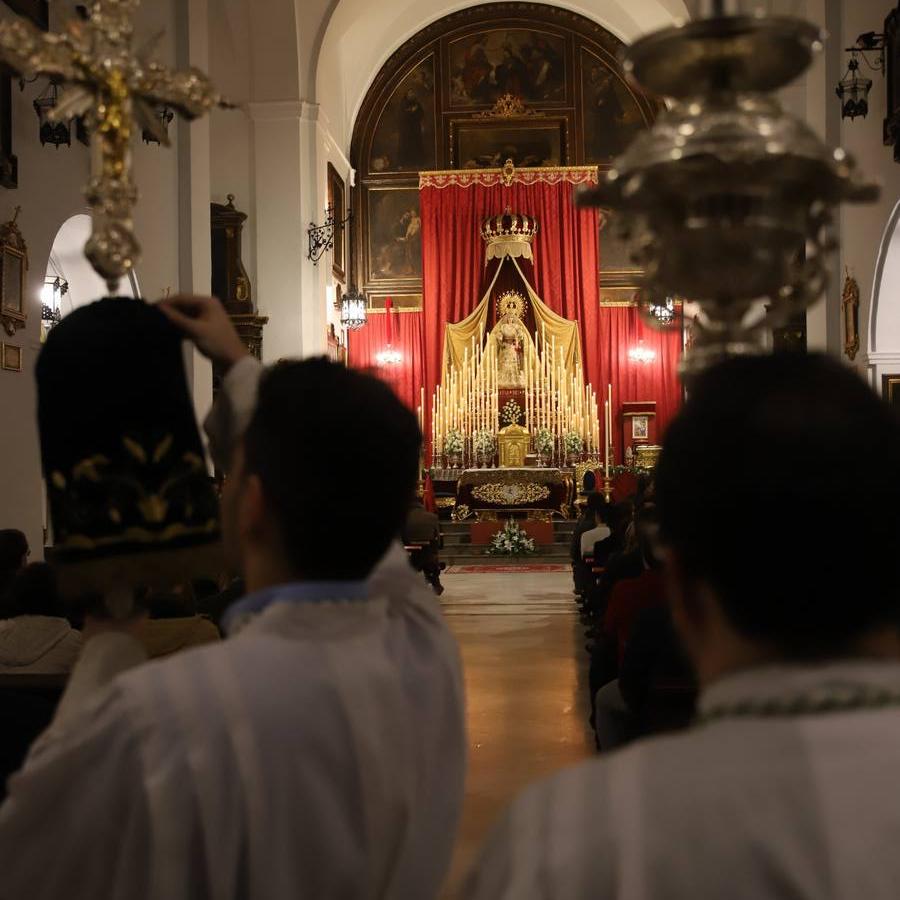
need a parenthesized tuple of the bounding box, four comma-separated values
(604, 400, 610, 474)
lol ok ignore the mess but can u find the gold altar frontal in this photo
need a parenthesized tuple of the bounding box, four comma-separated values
(454, 467, 573, 521)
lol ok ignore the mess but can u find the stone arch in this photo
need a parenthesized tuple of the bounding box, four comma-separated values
(868, 198, 900, 356)
(314, 0, 690, 151)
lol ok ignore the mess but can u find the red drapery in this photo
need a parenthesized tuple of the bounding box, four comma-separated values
(598, 308, 683, 458)
(419, 178, 603, 414)
(347, 311, 425, 413)
(348, 171, 683, 461)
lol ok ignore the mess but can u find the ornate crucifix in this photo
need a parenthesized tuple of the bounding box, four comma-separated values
(0, 0, 230, 292)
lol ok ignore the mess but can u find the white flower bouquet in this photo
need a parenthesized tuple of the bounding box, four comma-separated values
(535, 427, 554, 456)
(485, 519, 537, 557)
(473, 430, 496, 456)
(444, 429, 464, 457)
(564, 431, 584, 457)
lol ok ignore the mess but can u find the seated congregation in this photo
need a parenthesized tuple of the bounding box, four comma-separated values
(1, 297, 900, 900)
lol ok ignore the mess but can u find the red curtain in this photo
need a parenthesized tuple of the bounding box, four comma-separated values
(420, 179, 603, 414)
(597, 308, 683, 459)
(347, 311, 425, 413)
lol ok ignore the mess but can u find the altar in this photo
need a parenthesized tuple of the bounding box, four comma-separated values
(454, 467, 572, 521)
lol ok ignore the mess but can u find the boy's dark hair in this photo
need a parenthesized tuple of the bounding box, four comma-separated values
(242, 359, 421, 580)
(656, 353, 900, 657)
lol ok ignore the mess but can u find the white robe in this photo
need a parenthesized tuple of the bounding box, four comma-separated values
(0, 356, 466, 900)
(463, 660, 900, 900)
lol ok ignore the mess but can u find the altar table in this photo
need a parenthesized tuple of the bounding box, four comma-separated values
(453, 467, 572, 520)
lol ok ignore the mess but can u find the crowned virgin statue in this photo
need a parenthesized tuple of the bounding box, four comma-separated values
(492, 291, 531, 388)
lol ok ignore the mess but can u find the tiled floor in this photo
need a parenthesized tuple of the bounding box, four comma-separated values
(440, 570, 594, 898)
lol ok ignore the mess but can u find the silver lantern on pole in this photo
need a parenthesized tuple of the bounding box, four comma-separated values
(579, 11, 879, 375)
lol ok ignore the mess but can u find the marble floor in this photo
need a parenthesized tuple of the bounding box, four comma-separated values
(440, 570, 594, 898)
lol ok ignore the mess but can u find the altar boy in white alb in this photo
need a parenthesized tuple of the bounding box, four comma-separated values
(465, 353, 900, 900)
(0, 296, 465, 900)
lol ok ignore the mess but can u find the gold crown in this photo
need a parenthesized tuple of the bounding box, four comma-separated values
(481, 207, 539, 248)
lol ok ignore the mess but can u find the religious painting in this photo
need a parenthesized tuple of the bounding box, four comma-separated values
(1, 245, 23, 315)
(327, 163, 346, 283)
(631, 415, 649, 441)
(599, 214, 641, 279)
(370, 57, 436, 174)
(367, 188, 422, 281)
(581, 50, 649, 163)
(453, 120, 565, 169)
(448, 29, 566, 108)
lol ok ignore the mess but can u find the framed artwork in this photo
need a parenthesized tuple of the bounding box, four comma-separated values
(1, 342, 21, 372)
(631, 415, 649, 441)
(327, 163, 347, 282)
(367, 188, 422, 282)
(448, 28, 567, 108)
(0, 210, 27, 337)
(883, 375, 900, 408)
(599, 215, 642, 281)
(368, 292, 423, 312)
(452, 118, 566, 168)
(581, 49, 650, 163)
(884, 3, 900, 160)
(370, 56, 437, 174)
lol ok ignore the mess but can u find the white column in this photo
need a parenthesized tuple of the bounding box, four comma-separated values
(175, 0, 213, 426)
(250, 100, 305, 363)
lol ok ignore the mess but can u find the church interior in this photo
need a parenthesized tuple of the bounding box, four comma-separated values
(2, 0, 900, 897)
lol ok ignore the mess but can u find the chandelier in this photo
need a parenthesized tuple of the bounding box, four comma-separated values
(376, 346, 402, 366)
(578, 13, 878, 376)
(376, 297, 402, 366)
(340, 286, 367, 330)
(628, 340, 656, 365)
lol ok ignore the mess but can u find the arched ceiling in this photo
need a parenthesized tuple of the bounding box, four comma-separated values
(314, 0, 691, 151)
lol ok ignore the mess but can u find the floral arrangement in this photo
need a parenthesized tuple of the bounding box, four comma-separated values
(501, 399, 523, 426)
(564, 431, 584, 456)
(473, 430, 496, 456)
(444, 429, 464, 457)
(485, 519, 536, 557)
(534, 427, 554, 456)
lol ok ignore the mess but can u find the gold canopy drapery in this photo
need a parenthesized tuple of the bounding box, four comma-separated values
(442, 254, 582, 383)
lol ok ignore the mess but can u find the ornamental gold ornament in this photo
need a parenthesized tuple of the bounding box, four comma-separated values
(496, 290, 527, 321)
(471, 482, 551, 506)
(0, 1, 232, 292)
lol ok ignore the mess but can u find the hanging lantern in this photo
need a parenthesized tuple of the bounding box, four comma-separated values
(836, 54, 873, 120)
(41, 275, 67, 330)
(142, 105, 175, 145)
(340, 286, 368, 330)
(34, 80, 70, 148)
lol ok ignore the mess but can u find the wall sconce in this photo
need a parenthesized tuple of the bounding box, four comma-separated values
(837, 32, 885, 120)
(307, 204, 352, 265)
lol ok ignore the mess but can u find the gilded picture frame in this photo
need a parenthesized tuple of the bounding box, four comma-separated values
(1, 341, 21, 371)
(451, 117, 567, 169)
(882, 374, 900, 409)
(327, 162, 347, 283)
